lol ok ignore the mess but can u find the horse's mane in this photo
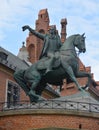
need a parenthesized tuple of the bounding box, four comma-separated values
(66, 34, 80, 40)
(60, 34, 81, 51)
(62, 34, 80, 45)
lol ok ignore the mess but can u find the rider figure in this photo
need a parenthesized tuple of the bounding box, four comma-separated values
(45, 28, 62, 73)
(23, 25, 62, 73)
(19, 25, 62, 102)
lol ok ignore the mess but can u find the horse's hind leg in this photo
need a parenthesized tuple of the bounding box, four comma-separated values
(61, 64, 84, 92)
(24, 70, 41, 102)
(14, 70, 30, 95)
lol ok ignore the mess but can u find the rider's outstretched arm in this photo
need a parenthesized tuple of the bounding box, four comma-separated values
(22, 25, 45, 40)
(29, 28, 45, 40)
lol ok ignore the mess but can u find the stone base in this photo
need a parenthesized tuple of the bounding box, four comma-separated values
(55, 91, 99, 104)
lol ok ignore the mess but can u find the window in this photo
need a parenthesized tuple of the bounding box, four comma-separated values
(7, 80, 20, 108)
(0, 52, 8, 61)
(41, 14, 42, 18)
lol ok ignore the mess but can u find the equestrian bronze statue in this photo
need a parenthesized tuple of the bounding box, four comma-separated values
(14, 25, 93, 103)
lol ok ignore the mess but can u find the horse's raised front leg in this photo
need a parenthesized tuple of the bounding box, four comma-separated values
(75, 70, 92, 89)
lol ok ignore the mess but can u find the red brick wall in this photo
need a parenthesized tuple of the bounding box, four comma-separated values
(0, 110, 99, 130)
(0, 65, 14, 102)
(61, 77, 88, 96)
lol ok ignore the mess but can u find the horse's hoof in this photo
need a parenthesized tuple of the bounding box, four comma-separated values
(29, 90, 39, 98)
(38, 96, 47, 102)
(28, 90, 40, 103)
(29, 94, 38, 103)
(78, 87, 85, 92)
(82, 85, 89, 90)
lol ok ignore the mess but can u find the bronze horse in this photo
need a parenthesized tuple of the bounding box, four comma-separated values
(14, 33, 92, 102)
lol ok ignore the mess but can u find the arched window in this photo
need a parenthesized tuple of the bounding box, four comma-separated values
(39, 29, 45, 34)
(37, 29, 45, 59)
(28, 44, 35, 63)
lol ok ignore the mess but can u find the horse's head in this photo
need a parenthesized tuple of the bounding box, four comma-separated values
(74, 33, 86, 53)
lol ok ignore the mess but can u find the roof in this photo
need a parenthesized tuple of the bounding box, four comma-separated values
(0, 46, 30, 71)
(54, 91, 99, 104)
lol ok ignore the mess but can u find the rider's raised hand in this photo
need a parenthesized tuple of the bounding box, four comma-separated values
(22, 25, 30, 31)
(22, 26, 26, 31)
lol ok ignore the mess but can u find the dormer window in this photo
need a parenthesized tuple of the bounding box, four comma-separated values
(0, 52, 8, 60)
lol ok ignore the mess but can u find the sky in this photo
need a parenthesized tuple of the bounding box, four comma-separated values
(0, 0, 99, 81)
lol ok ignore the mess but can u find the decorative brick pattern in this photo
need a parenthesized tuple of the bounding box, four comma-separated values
(0, 110, 99, 130)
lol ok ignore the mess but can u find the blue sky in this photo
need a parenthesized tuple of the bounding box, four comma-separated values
(0, 0, 99, 81)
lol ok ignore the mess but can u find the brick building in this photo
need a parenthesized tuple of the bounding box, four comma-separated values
(0, 9, 99, 130)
